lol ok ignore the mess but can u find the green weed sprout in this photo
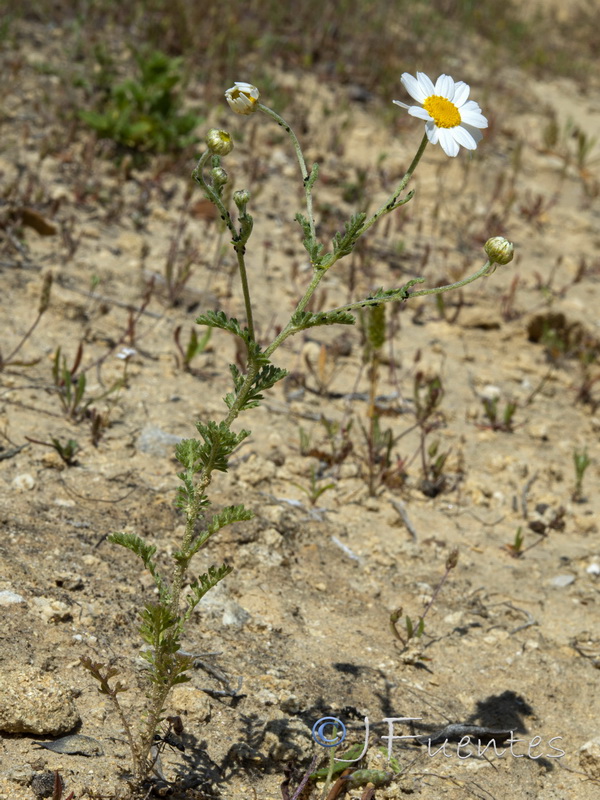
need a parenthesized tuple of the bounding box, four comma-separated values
(390, 548, 459, 661)
(572, 447, 591, 502)
(0, 272, 52, 371)
(79, 50, 201, 162)
(85, 77, 513, 784)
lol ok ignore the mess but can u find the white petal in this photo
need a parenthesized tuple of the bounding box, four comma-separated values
(392, 100, 410, 109)
(401, 73, 428, 103)
(460, 108, 488, 128)
(416, 72, 435, 98)
(425, 121, 439, 144)
(453, 82, 470, 106)
(460, 99, 484, 115)
(407, 106, 433, 121)
(434, 74, 455, 100)
(462, 124, 484, 144)
(438, 128, 460, 157)
(452, 125, 477, 150)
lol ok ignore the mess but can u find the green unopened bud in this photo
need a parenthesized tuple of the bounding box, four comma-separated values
(211, 166, 228, 188)
(233, 189, 250, 210)
(484, 236, 514, 265)
(206, 128, 233, 156)
(225, 82, 259, 115)
(38, 271, 53, 314)
(446, 548, 459, 571)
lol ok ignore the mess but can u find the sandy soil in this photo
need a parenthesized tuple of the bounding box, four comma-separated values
(1, 16, 600, 800)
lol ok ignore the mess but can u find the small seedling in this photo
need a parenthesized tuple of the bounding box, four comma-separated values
(390, 548, 459, 662)
(174, 325, 212, 373)
(79, 49, 201, 163)
(51, 344, 123, 420)
(0, 272, 52, 372)
(479, 396, 518, 432)
(292, 465, 336, 507)
(572, 447, 590, 502)
(26, 436, 80, 467)
(413, 371, 450, 496)
(503, 526, 525, 558)
(359, 304, 408, 495)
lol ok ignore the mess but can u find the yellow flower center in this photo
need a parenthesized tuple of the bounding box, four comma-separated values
(423, 95, 461, 128)
(234, 88, 256, 105)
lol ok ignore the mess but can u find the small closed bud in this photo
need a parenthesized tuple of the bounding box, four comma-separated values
(446, 548, 459, 571)
(233, 189, 250, 210)
(205, 128, 233, 156)
(390, 607, 403, 624)
(38, 271, 53, 314)
(225, 82, 259, 115)
(211, 166, 228, 188)
(484, 236, 514, 265)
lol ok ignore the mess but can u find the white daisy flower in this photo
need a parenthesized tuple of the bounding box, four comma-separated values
(394, 72, 488, 157)
(116, 347, 137, 360)
(224, 82, 260, 115)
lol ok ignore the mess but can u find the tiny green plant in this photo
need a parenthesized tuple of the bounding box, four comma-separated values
(0, 272, 52, 372)
(572, 447, 591, 502)
(360, 304, 394, 496)
(413, 371, 450, 496)
(504, 525, 525, 558)
(292, 465, 336, 507)
(86, 76, 513, 785)
(479, 395, 518, 432)
(390, 548, 459, 662)
(51, 344, 125, 421)
(79, 49, 201, 163)
(173, 325, 212, 373)
(25, 435, 80, 467)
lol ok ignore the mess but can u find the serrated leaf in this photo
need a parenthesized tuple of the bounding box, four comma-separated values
(295, 212, 323, 264)
(235, 364, 288, 411)
(109, 531, 167, 598)
(195, 310, 243, 337)
(291, 309, 356, 330)
(109, 531, 157, 567)
(175, 438, 203, 469)
(183, 504, 254, 562)
(186, 563, 233, 616)
(192, 420, 250, 472)
(332, 212, 367, 259)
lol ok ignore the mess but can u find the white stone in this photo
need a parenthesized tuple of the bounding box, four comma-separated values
(12, 473, 35, 491)
(0, 590, 25, 605)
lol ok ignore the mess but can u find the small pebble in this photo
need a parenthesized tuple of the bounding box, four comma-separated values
(0, 590, 25, 605)
(551, 574, 575, 588)
(12, 473, 35, 491)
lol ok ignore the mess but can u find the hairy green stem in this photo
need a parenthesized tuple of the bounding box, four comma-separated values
(328, 259, 495, 316)
(192, 152, 256, 341)
(258, 103, 316, 243)
(234, 245, 255, 343)
(357, 132, 428, 238)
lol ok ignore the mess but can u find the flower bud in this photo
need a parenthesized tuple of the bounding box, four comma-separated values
(38, 271, 53, 314)
(233, 189, 250, 210)
(211, 166, 228, 188)
(225, 82, 259, 115)
(484, 236, 514, 265)
(205, 128, 233, 156)
(446, 548, 459, 570)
